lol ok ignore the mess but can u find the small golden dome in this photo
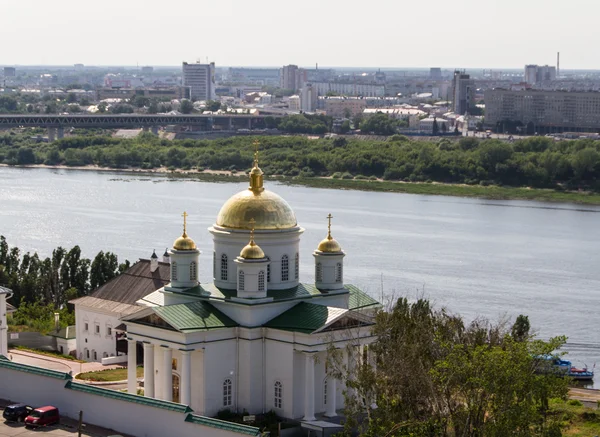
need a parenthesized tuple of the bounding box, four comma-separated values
(173, 234, 197, 251)
(317, 213, 342, 253)
(318, 236, 342, 253)
(173, 211, 197, 251)
(240, 240, 265, 260)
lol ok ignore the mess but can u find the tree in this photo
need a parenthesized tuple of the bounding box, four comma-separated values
(441, 122, 448, 133)
(360, 113, 399, 136)
(327, 298, 569, 437)
(66, 93, 77, 104)
(205, 100, 221, 112)
(180, 99, 194, 114)
(97, 102, 107, 113)
(17, 147, 35, 165)
(432, 117, 439, 135)
(511, 314, 531, 342)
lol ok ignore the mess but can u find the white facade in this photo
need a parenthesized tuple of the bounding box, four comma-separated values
(75, 305, 124, 362)
(288, 95, 301, 111)
(0, 286, 12, 357)
(300, 84, 318, 112)
(182, 62, 216, 101)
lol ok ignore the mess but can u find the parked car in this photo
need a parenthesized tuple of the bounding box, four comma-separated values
(24, 406, 60, 427)
(3, 404, 33, 422)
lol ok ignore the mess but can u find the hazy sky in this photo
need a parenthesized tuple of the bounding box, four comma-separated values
(2, 0, 597, 69)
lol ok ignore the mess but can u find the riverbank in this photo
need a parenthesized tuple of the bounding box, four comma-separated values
(5, 163, 600, 205)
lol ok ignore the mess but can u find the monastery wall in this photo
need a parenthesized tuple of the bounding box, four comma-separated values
(0, 359, 259, 437)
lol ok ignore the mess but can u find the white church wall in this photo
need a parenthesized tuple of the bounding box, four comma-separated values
(191, 349, 205, 414)
(203, 338, 238, 417)
(292, 350, 305, 419)
(0, 364, 258, 437)
(237, 330, 267, 414)
(265, 338, 296, 419)
(75, 306, 120, 362)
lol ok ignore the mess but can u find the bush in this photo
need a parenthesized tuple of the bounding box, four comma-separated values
(341, 172, 353, 179)
(567, 399, 583, 407)
(354, 174, 368, 180)
(332, 172, 342, 179)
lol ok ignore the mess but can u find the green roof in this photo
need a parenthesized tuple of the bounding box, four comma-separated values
(346, 285, 381, 310)
(185, 413, 260, 436)
(0, 355, 72, 380)
(264, 302, 347, 333)
(65, 381, 192, 413)
(153, 301, 238, 332)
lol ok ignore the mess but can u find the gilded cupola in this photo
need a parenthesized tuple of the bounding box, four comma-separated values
(173, 211, 197, 251)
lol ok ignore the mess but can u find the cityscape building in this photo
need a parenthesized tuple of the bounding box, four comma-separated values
(280, 65, 299, 91)
(323, 97, 367, 118)
(485, 88, 600, 132)
(3, 67, 16, 77)
(452, 71, 475, 115)
(182, 61, 216, 101)
(300, 83, 318, 112)
(524, 65, 556, 85)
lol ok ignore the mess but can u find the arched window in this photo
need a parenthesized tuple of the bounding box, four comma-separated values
(295, 253, 299, 280)
(223, 379, 232, 407)
(323, 378, 328, 405)
(221, 254, 228, 281)
(267, 263, 271, 283)
(335, 263, 342, 283)
(316, 263, 323, 282)
(258, 271, 265, 291)
(190, 262, 197, 281)
(213, 252, 216, 279)
(281, 255, 289, 281)
(238, 271, 245, 291)
(274, 381, 282, 409)
(171, 262, 178, 281)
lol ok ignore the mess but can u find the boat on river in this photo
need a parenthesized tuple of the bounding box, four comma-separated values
(536, 356, 595, 381)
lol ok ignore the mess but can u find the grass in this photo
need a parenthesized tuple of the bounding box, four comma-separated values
(13, 345, 84, 362)
(75, 366, 143, 382)
(550, 399, 600, 436)
(291, 177, 600, 205)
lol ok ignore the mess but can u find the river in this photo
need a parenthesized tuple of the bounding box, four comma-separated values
(1, 166, 598, 386)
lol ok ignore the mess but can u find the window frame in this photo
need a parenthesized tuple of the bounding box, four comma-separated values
(258, 270, 265, 291)
(274, 380, 283, 409)
(171, 261, 178, 281)
(223, 378, 233, 407)
(281, 255, 289, 282)
(295, 253, 299, 280)
(221, 254, 228, 281)
(316, 262, 323, 282)
(238, 270, 245, 291)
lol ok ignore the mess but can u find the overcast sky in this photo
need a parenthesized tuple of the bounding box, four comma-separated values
(2, 0, 597, 70)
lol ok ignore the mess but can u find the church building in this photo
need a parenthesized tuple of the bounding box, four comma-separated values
(73, 150, 380, 421)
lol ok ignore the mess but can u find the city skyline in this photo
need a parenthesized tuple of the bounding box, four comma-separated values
(1, 0, 597, 69)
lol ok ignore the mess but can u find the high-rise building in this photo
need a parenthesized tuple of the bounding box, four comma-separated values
(182, 61, 216, 101)
(3, 67, 16, 77)
(280, 65, 299, 91)
(452, 71, 475, 115)
(141, 66, 154, 75)
(524, 65, 556, 85)
(300, 83, 318, 112)
(430, 68, 442, 80)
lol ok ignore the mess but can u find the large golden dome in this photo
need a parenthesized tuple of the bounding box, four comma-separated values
(217, 189, 297, 230)
(216, 145, 297, 230)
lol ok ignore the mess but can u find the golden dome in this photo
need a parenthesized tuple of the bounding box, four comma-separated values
(173, 211, 197, 251)
(240, 240, 266, 260)
(173, 234, 197, 251)
(317, 236, 342, 253)
(317, 213, 342, 253)
(216, 143, 297, 230)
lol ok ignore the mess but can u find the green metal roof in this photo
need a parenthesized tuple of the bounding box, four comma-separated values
(264, 302, 347, 334)
(0, 355, 72, 380)
(65, 381, 192, 413)
(185, 413, 261, 436)
(153, 301, 238, 332)
(346, 285, 381, 310)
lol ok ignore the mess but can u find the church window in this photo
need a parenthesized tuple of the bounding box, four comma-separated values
(190, 262, 197, 281)
(258, 271, 265, 291)
(239, 271, 245, 291)
(93, 350, 97, 361)
(281, 255, 289, 281)
(274, 381, 282, 409)
(221, 254, 228, 281)
(223, 379, 232, 407)
(171, 262, 178, 281)
(213, 252, 216, 279)
(335, 263, 342, 283)
(267, 263, 271, 283)
(84, 322, 89, 332)
(316, 263, 323, 282)
(323, 379, 328, 405)
(295, 253, 299, 280)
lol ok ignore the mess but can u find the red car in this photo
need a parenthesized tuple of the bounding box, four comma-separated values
(24, 406, 60, 427)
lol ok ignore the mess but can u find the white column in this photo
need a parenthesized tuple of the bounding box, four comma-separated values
(0, 294, 7, 357)
(180, 350, 192, 406)
(143, 343, 155, 398)
(303, 352, 316, 421)
(127, 339, 137, 394)
(325, 378, 337, 417)
(162, 346, 173, 402)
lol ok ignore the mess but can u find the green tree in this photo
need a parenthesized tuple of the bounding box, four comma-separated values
(205, 100, 221, 112)
(97, 102, 107, 113)
(511, 314, 531, 342)
(66, 93, 77, 104)
(360, 113, 399, 135)
(90, 251, 120, 290)
(432, 117, 439, 135)
(180, 99, 194, 114)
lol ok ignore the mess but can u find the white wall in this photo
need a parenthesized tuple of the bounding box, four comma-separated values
(0, 363, 258, 437)
(75, 306, 121, 362)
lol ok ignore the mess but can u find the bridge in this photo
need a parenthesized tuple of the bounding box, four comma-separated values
(0, 114, 280, 140)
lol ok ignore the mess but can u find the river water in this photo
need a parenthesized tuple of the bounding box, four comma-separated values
(1, 166, 598, 386)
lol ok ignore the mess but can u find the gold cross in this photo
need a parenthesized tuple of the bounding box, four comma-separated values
(253, 140, 260, 165)
(327, 213, 333, 238)
(182, 211, 188, 235)
(249, 218, 256, 244)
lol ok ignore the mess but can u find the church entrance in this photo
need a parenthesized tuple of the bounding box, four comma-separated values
(172, 374, 180, 403)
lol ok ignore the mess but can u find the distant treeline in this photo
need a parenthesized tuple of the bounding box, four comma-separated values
(1, 131, 600, 191)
